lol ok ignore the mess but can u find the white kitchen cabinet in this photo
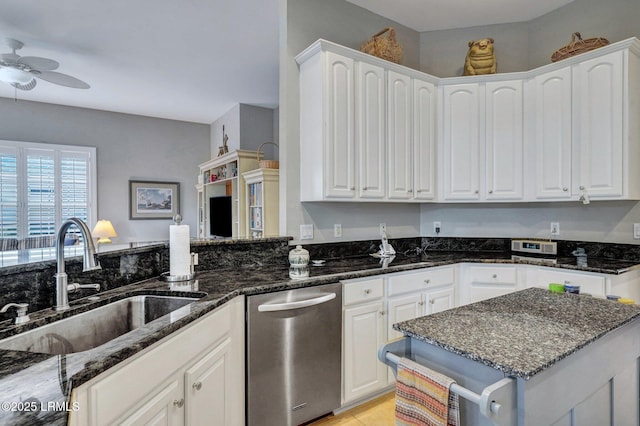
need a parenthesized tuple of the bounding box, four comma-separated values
(342, 276, 387, 404)
(412, 78, 437, 200)
(441, 83, 481, 201)
(69, 297, 245, 426)
(386, 266, 456, 340)
(299, 48, 356, 201)
(485, 80, 524, 200)
(387, 70, 413, 200)
(459, 264, 520, 305)
(441, 80, 524, 202)
(572, 49, 640, 200)
(297, 40, 439, 203)
(532, 66, 573, 200)
(356, 61, 386, 199)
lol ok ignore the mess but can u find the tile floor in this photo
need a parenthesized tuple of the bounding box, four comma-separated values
(308, 392, 396, 425)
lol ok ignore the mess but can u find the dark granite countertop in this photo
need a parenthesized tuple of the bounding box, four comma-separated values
(0, 251, 638, 424)
(395, 287, 640, 380)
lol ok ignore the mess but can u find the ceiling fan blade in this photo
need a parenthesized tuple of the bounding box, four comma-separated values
(11, 79, 37, 91)
(18, 56, 59, 71)
(34, 70, 89, 89)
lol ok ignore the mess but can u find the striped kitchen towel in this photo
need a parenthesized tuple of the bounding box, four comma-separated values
(395, 357, 460, 426)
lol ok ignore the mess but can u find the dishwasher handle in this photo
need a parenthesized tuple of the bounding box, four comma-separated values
(257, 292, 336, 312)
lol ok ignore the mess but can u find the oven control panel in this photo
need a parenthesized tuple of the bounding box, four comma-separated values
(511, 239, 557, 255)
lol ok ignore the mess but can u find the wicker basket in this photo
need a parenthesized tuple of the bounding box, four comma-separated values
(551, 32, 610, 62)
(257, 142, 279, 169)
(361, 27, 403, 64)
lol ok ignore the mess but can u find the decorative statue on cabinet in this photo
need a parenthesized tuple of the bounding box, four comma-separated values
(463, 38, 497, 76)
(217, 125, 230, 157)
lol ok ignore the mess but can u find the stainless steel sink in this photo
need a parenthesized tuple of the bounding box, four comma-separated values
(0, 295, 199, 354)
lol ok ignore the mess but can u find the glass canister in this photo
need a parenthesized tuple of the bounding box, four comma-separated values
(289, 245, 310, 279)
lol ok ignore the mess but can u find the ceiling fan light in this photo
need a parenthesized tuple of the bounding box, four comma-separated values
(0, 66, 33, 84)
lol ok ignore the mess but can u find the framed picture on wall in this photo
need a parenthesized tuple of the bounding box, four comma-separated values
(129, 180, 180, 220)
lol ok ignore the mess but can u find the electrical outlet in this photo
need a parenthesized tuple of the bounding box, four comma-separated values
(433, 221, 441, 235)
(634, 223, 640, 239)
(334, 224, 342, 238)
(379, 223, 386, 236)
(300, 224, 314, 240)
(550, 222, 560, 236)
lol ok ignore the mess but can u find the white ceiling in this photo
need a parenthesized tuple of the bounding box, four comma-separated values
(0, 0, 574, 124)
(346, 0, 577, 32)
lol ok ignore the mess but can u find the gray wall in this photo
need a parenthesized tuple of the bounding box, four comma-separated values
(281, 0, 422, 243)
(417, 0, 640, 244)
(0, 98, 210, 242)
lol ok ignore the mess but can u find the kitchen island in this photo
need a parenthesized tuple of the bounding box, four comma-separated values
(387, 287, 640, 425)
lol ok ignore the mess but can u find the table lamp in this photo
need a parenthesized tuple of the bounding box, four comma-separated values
(92, 220, 117, 244)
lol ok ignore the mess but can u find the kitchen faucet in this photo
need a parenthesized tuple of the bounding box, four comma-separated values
(55, 218, 102, 311)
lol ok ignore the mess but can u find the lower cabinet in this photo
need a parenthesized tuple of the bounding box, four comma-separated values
(342, 277, 387, 404)
(69, 296, 245, 426)
(459, 264, 520, 305)
(342, 267, 456, 405)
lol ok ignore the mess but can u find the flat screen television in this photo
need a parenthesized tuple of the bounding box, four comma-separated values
(209, 196, 233, 237)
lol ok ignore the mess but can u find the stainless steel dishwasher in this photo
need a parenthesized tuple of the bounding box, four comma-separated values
(247, 282, 342, 426)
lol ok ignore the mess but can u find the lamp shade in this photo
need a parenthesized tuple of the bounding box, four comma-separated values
(92, 220, 117, 244)
(0, 67, 34, 84)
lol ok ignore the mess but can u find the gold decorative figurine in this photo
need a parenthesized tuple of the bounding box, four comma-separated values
(463, 38, 497, 76)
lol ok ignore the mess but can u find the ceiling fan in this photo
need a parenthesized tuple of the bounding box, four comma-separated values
(0, 38, 89, 91)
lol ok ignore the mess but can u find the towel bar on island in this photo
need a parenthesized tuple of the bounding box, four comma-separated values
(378, 337, 516, 426)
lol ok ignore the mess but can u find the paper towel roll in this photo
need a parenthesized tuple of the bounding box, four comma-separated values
(170, 224, 191, 277)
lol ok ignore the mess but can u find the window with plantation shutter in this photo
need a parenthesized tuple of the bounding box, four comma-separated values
(0, 140, 96, 249)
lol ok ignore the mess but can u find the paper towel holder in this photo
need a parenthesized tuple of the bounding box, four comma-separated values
(161, 214, 197, 282)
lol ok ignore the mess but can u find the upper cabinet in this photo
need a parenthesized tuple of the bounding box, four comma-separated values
(297, 41, 437, 202)
(296, 37, 640, 204)
(440, 79, 524, 202)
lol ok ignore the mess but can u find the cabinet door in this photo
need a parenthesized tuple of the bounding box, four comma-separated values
(533, 67, 573, 200)
(413, 78, 437, 200)
(485, 80, 524, 200)
(426, 287, 455, 315)
(387, 70, 413, 200)
(442, 84, 481, 200)
(356, 61, 386, 199)
(119, 377, 184, 426)
(324, 51, 356, 198)
(185, 336, 242, 426)
(343, 301, 387, 403)
(387, 292, 423, 340)
(573, 50, 624, 198)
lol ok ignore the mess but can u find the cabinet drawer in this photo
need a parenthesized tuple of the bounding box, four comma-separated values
(343, 277, 384, 305)
(467, 266, 516, 284)
(387, 267, 455, 296)
(536, 269, 606, 297)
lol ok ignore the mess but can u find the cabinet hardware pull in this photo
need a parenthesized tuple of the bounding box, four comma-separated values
(564, 280, 570, 284)
(579, 186, 585, 190)
(364, 289, 371, 294)
(193, 382, 202, 391)
(173, 399, 185, 408)
(474, 190, 479, 194)
(492, 274, 497, 278)
(488, 190, 493, 194)
(380, 311, 385, 316)
(563, 187, 568, 191)
(363, 187, 368, 190)
(424, 279, 430, 284)
(419, 301, 424, 306)
(429, 300, 434, 304)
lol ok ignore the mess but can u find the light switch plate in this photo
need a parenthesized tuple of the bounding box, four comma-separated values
(300, 224, 314, 240)
(634, 223, 640, 240)
(550, 222, 560, 237)
(334, 224, 342, 238)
